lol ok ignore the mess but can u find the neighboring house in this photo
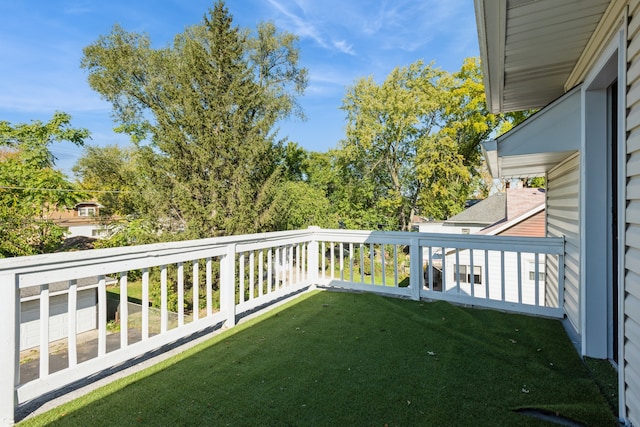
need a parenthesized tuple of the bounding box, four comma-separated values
(474, 1, 638, 423)
(419, 188, 547, 304)
(50, 201, 110, 239)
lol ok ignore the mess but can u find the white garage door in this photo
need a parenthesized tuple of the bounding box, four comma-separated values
(20, 288, 97, 351)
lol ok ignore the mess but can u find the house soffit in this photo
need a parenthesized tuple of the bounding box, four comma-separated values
(482, 86, 581, 178)
(475, 0, 611, 113)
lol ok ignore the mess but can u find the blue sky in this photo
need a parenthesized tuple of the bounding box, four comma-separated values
(0, 0, 479, 176)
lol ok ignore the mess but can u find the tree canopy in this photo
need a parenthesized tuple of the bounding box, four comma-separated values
(77, 54, 520, 240)
(0, 112, 89, 257)
(81, 1, 308, 238)
(337, 58, 516, 230)
(0, 2, 538, 258)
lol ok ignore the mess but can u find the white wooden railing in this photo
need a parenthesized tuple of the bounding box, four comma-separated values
(0, 227, 564, 425)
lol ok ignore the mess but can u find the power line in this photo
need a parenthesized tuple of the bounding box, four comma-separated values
(0, 186, 128, 194)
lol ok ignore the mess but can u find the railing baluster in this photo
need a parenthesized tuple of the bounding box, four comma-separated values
(289, 245, 294, 286)
(120, 272, 128, 349)
(369, 243, 375, 286)
(381, 244, 387, 287)
(534, 253, 540, 306)
(206, 258, 212, 316)
(285, 246, 290, 286)
(455, 249, 460, 293)
(275, 247, 280, 289)
(484, 249, 489, 300)
(330, 242, 335, 280)
(98, 275, 106, 356)
(340, 243, 344, 281)
(273, 247, 283, 291)
(193, 260, 199, 321)
(517, 252, 522, 304)
(67, 279, 78, 367)
(268, 249, 273, 293)
(286, 246, 291, 286)
(296, 244, 301, 283)
(349, 243, 354, 283)
(161, 265, 168, 333)
(39, 284, 50, 377)
(320, 241, 327, 279)
(282, 246, 286, 288)
(427, 246, 433, 291)
(258, 251, 264, 297)
(500, 252, 506, 302)
(142, 268, 149, 339)
(239, 253, 245, 304)
(250, 251, 255, 300)
(470, 250, 475, 297)
(177, 262, 184, 327)
(394, 245, 399, 287)
(441, 247, 446, 291)
(360, 243, 365, 283)
(280, 247, 284, 288)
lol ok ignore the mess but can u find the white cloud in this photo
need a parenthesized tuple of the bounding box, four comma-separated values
(332, 40, 355, 56)
(266, 0, 327, 48)
(266, 0, 360, 56)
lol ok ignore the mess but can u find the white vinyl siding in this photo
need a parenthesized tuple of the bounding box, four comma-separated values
(626, 1, 640, 423)
(546, 153, 580, 332)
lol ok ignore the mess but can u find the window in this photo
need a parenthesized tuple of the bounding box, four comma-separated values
(92, 228, 108, 237)
(78, 207, 96, 217)
(528, 262, 546, 282)
(454, 265, 482, 284)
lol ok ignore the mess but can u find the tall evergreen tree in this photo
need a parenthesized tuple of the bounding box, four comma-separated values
(81, 1, 307, 237)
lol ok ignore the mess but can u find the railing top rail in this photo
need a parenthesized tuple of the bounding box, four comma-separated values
(0, 229, 315, 276)
(313, 229, 565, 254)
(0, 227, 564, 287)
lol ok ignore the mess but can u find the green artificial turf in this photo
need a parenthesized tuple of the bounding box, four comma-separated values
(20, 291, 617, 426)
(583, 356, 619, 416)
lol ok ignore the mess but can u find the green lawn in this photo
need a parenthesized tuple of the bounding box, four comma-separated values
(106, 280, 143, 303)
(20, 291, 617, 426)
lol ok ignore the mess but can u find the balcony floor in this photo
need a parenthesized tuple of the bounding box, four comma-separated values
(19, 291, 617, 426)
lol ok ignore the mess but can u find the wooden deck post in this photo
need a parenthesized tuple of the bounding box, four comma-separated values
(221, 243, 237, 327)
(0, 273, 18, 426)
(410, 238, 422, 301)
(307, 227, 320, 287)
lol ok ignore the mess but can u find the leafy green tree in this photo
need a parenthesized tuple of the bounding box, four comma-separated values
(73, 145, 140, 217)
(277, 141, 308, 181)
(340, 61, 448, 230)
(416, 135, 471, 219)
(339, 57, 533, 225)
(0, 112, 89, 256)
(527, 176, 546, 188)
(439, 57, 500, 168)
(258, 180, 333, 231)
(81, 1, 307, 238)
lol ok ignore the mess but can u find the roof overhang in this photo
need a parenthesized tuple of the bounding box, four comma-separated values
(482, 86, 581, 178)
(474, 0, 612, 113)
